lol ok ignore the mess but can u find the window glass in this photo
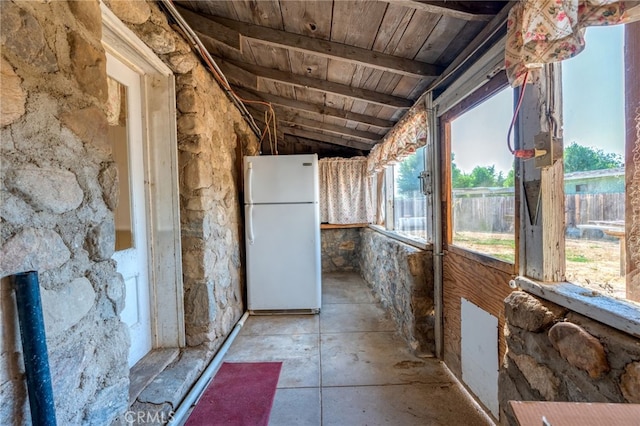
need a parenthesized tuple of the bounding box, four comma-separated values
(392, 146, 427, 242)
(562, 26, 630, 302)
(450, 87, 515, 262)
(107, 77, 134, 251)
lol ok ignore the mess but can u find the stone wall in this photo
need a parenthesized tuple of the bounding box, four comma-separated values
(499, 291, 640, 424)
(1, 1, 127, 423)
(359, 228, 435, 355)
(1, 1, 259, 424)
(321, 228, 361, 272)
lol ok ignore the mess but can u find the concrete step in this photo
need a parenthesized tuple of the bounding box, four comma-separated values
(129, 348, 180, 406)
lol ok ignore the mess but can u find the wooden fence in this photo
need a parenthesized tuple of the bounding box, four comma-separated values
(395, 191, 625, 235)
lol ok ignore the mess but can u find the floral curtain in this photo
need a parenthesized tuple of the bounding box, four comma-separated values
(506, 0, 640, 86)
(366, 103, 428, 176)
(319, 157, 375, 224)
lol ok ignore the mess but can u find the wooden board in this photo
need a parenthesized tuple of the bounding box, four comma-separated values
(414, 15, 467, 64)
(390, 9, 440, 58)
(229, 0, 284, 29)
(372, 4, 414, 54)
(510, 401, 640, 426)
(435, 20, 485, 66)
(442, 249, 514, 377)
(625, 21, 640, 301)
(330, 0, 386, 48)
(280, 0, 332, 40)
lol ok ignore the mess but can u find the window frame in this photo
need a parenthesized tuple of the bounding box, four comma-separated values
(371, 152, 430, 250)
(439, 71, 519, 274)
(557, 23, 638, 306)
(511, 22, 640, 330)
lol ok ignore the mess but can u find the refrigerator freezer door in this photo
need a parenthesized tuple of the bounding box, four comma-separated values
(244, 154, 319, 204)
(246, 203, 321, 311)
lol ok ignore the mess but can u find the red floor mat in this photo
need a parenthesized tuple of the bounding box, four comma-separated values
(185, 362, 282, 426)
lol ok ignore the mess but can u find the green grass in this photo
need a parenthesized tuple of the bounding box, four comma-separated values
(474, 238, 515, 248)
(453, 233, 515, 263)
(567, 253, 589, 263)
(454, 235, 515, 248)
(492, 253, 515, 262)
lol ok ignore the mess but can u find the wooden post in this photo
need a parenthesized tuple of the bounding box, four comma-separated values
(625, 21, 640, 302)
(518, 64, 565, 282)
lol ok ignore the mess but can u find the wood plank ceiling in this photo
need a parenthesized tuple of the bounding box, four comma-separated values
(171, 0, 508, 157)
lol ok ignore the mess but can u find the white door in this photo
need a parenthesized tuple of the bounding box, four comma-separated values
(107, 53, 152, 367)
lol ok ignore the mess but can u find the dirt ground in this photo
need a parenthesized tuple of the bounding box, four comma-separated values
(453, 232, 627, 299)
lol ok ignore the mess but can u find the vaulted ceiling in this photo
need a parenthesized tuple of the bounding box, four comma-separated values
(170, 1, 510, 157)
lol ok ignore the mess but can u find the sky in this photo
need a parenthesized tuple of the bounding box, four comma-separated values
(450, 25, 625, 175)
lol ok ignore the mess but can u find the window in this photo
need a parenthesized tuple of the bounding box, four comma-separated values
(449, 87, 516, 263)
(561, 25, 636, 304)
(392, 146, 427, 243)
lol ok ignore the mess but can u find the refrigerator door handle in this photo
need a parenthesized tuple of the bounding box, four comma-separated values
(246, 161, 253, 204)
(247, 204, 255, 244)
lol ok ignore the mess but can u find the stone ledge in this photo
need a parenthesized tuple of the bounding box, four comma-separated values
(515, 276, 640, 339)
(368, 224, 430, 250)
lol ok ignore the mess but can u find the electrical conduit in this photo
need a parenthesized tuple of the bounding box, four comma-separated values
(12, 271, 57, 426)
(170, 311, 250, 425)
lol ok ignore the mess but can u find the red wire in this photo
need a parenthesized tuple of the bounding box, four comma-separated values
(507, 71, 529, 155)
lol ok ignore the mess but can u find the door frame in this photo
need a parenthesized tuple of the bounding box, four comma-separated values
(102, 3, 185, 348)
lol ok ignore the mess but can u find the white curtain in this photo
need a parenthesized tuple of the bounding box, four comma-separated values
(319, 157, 375, 224)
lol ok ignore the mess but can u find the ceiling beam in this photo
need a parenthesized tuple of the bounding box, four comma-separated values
(174, 5, 242, 50)
(282, 126, 374, 151)
(216, 58, 412, 109)
(177, 8, 443, 78)
(232, 87, 396, 129)
(283, 135, 366, 156)
(382, 1, 494, 21)
(284, 118, 381, 142)
(247, 106, 381, 142)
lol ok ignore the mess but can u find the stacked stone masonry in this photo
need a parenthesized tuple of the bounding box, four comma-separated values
(499, 291, 640, 425)
(359, 228, 435, 356)
(321, 228, 361, 272)
(1, 0, 258, 424)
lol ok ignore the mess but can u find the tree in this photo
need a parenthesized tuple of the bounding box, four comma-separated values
(469, 165, 497, 187)
(564, 142, 623, 172)
(396, 148, 425, 194)
(451, 154, 466, 188)
(503, 169, 515, 187)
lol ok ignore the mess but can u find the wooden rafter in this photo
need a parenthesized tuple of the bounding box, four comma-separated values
(233, 87, 396, 129)
(281, 126, 374, 151)
(283, 135, 366, 156)
(285, 118, 379, 142)
(215, 58, 413, 109)
(250, 107, 382, 142)
(176, 5, 444, 78)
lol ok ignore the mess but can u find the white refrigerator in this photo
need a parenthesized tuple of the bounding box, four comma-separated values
(244, 154, 321, 312)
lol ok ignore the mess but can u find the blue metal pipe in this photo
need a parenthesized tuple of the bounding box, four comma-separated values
(12, 271, 57, 426)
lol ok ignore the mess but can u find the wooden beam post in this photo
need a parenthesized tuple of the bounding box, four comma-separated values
(518, 65, 565, 282)
(625, 21, 640, 302)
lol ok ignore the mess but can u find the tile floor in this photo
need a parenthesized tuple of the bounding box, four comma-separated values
(222, 272, 494, 426)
